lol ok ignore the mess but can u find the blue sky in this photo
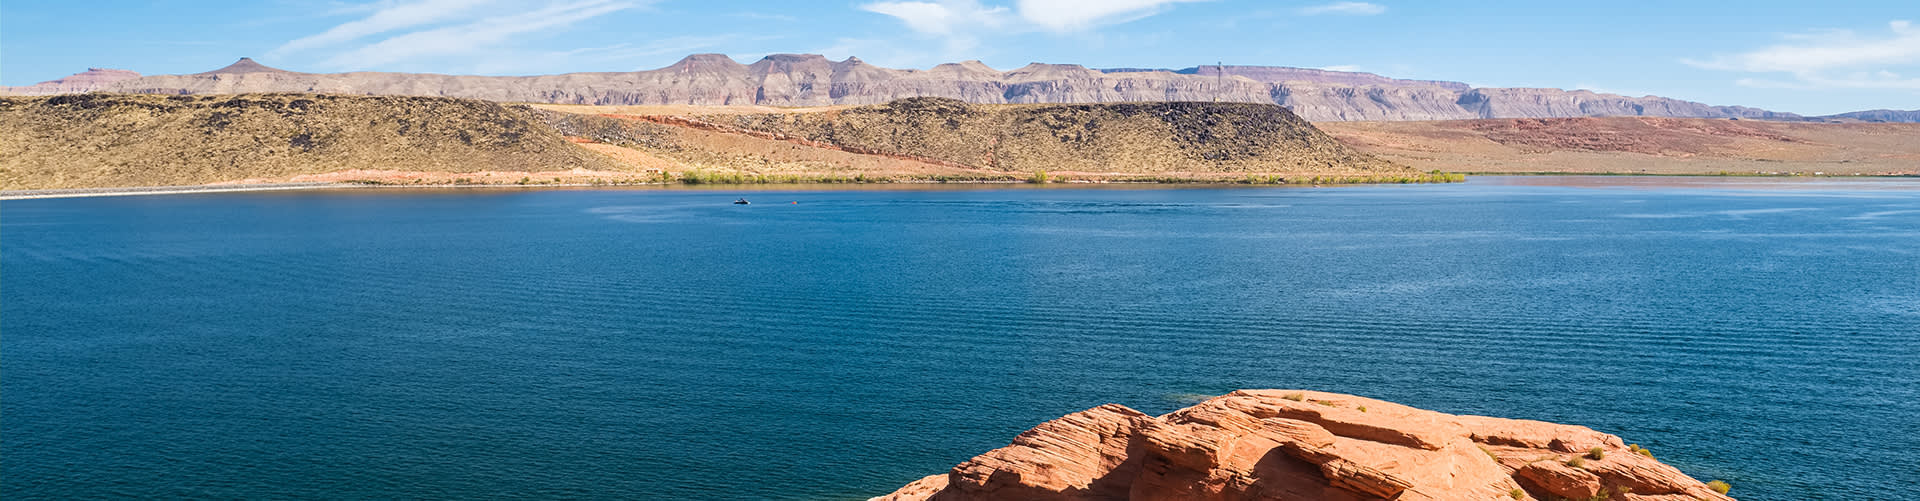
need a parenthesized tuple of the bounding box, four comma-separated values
(2, 0, 1916, 115)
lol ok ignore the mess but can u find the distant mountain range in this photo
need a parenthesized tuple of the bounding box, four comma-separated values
(4, 55, 1913, 123)
(1819, 109, 1920, 123)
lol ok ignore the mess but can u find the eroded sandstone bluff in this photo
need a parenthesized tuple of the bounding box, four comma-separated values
(878, 390, 1734, 501)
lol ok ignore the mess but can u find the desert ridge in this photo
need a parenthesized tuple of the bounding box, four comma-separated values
(3, 54, 1869, 123)
(0, 94, 1443, 191)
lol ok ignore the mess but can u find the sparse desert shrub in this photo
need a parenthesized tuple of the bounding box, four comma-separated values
(1508, 487, 1525, 499)
(1706, 480, 1731, 494)
(1283, 393, 1305, 401)
(1586, 447, 1605, 460)
(1357, 405, 1367, 412)
(1627, 444, 1654, 459)
(1565, 457, 1585, 468)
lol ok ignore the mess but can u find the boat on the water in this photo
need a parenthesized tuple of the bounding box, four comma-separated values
(733, 198, 750, 205)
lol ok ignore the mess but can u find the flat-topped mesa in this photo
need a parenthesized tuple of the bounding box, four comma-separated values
(0, 68, 141, 95)
(749, 53, 831, 75)
(875, 390, 1736, 501)
(1003, 62, 1104, 81)
(1185, 65, 1475, 91)
(923, 60, 1001, 78)
(831, 57, 901, 80)
(22, 52, 1838, 121)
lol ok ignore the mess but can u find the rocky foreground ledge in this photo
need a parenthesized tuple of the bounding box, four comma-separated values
(877, 390, 1734, 501)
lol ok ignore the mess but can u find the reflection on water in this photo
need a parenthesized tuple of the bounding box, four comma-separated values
(3, 177, 1917, 500)
(1473, 174, 1920, 191)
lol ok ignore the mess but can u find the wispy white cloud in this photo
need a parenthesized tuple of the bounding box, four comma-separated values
(1298, 2, 1386, 16)
(812, 37, 955, 69)
(556, 35, 735, 60)
(466, 34, 736, 73)
(271, 0, 650, 72)
(730, 11, 799, 23)
(1684, 20, 1920, 90)
(1318, 65, 1361, 72)
(858, 0, 1012, 57)
(858, 0, 1202, 36)
(272, 0, 496, 56)
(1014, 0, 1203, 32)
(860, 1, 1009, 36)
(318, 0, 636, 69)
(857, 0, 1199, 61)
(1573, 83, 1648, 97)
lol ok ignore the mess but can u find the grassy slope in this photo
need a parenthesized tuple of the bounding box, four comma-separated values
(0, 93, 626, 189)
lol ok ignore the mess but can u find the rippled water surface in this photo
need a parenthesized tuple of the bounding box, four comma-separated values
(5, 177, 1918, 500)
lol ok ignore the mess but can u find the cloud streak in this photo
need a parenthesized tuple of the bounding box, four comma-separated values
(857, 0, 1202, 37)
(273, 0, 495, 56)
(1015, 0, 1204, 32)
(860, 1, 1009, 37)
(1298, 2, 1386, 16)
(857, 0, 1200, 60)
(274, 0, 644, 72)
(1685, 20, 1920, 90)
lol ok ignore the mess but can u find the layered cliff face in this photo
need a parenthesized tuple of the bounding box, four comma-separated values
(1110, 65, 1473, 91)
(9, 54, 1825, 122)
(878, 390, 1735, 501)
(1452, 88, 1802, 121)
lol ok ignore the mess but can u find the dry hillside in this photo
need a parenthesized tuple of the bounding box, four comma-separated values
(677, 98, 1409, 175)
(1320, 117, 1920, 175)
(3, 94, 1430, 191)
(0, 93, 627, 189)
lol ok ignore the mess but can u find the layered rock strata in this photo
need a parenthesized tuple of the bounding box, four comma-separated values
(6, 55, 1809, 122)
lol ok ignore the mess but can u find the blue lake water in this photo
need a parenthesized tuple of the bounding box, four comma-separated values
(3, 177, 1917, 500)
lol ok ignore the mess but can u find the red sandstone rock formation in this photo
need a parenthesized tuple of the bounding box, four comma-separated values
(876, 390, 1735, 501)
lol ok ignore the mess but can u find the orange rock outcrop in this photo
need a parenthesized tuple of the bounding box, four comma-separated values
(876, 390, 1734, 501)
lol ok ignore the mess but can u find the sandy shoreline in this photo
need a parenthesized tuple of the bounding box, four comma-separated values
(0, 180, 1087, 200)
(10, 173, 1918, 201)
(0, 182, 356, 200)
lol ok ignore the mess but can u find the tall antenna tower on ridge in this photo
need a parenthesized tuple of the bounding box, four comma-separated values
(1214, 61, 1223, 102)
